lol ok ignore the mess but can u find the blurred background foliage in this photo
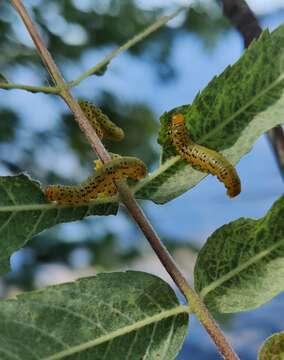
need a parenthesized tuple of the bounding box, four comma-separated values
(0, 0, 230, 291)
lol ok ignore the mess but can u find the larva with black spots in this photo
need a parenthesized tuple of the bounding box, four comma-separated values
(44, 157, 147, 205)
(171, 113, 241, 198)
(79, 101, 124, 141)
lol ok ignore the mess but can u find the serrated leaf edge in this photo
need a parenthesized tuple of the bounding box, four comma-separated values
(134, 71, 284, 201)
(132, 26, 284, 198)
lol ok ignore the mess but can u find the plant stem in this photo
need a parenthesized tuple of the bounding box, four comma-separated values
(10, 1, 239, 358)
(117, 180, 239, 359)
(218, 0, 284, 179)
(69, 7, 185, 88)
(0, 82, 59, 94)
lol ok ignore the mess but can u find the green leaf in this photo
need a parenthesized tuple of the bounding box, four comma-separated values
(194, 194, 284, 313)
(258, 331, 284, 360)
(0, 174, 118, 275)
(0, 271, 188, 359)
(135, 24, 284, 203)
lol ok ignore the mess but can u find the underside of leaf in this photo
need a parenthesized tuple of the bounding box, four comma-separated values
(0, 271, 188, 360)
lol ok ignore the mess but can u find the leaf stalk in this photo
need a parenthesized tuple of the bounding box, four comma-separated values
(0, 82, 59, 94)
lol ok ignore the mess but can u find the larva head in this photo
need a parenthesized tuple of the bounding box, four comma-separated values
(119, 157, 147, 180)
(44, 186, 60, 202)
(226, 176, 241, 198)
(99, 114, 124, 141)
(104, 127, 125, 141)
(171, 113, 185, 126)
(132, 161, 147, 180)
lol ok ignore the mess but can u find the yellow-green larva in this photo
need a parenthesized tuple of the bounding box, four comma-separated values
(94, 153, 121, 170)
(171, 113, 241, 198)
(44, 157, 147, 205)
(79, 101, 125, 141)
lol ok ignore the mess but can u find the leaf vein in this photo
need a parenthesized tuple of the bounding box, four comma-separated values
(0, 212, 15, 234)
(160, 315, 176, 359)
(0, 334, 39, 360)
(25, 210, 45, 241)
(43, 305, 187, 360)
(101, 340, 112, 360)
(125, 331, 138, 360)
(30, 300, 107, 334)
(143, 322, 158, 359)
(200, 237, 284, 299)
(3, 319, 68, 349)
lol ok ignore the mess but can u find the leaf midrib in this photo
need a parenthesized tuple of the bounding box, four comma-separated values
(134, 73, 284, 194)
(0, 197, 117, 212)
(199, 236, 284, 299)
(43, 305, 188, 360)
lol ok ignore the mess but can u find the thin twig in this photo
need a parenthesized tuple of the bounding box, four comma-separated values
(0, 82, 59, 94)
(218, 0, 261, 46)
(10, 1, 239, 359)
(69, 7, 185, 88)
(116, 180, 239, 360)
(267, 127, 284, 178)
(218, 0, 284, 179)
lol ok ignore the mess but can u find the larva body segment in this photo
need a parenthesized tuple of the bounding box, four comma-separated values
(44, 157, 147, 205)
(171, 114, 241, 198)
(78, 101, 104, 140)
(79, 101, 124, 141)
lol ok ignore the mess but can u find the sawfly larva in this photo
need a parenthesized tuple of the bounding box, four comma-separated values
(79, 101, 124, 141)
(44, 157, 147, 205)
(171, 113, 241, 198)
